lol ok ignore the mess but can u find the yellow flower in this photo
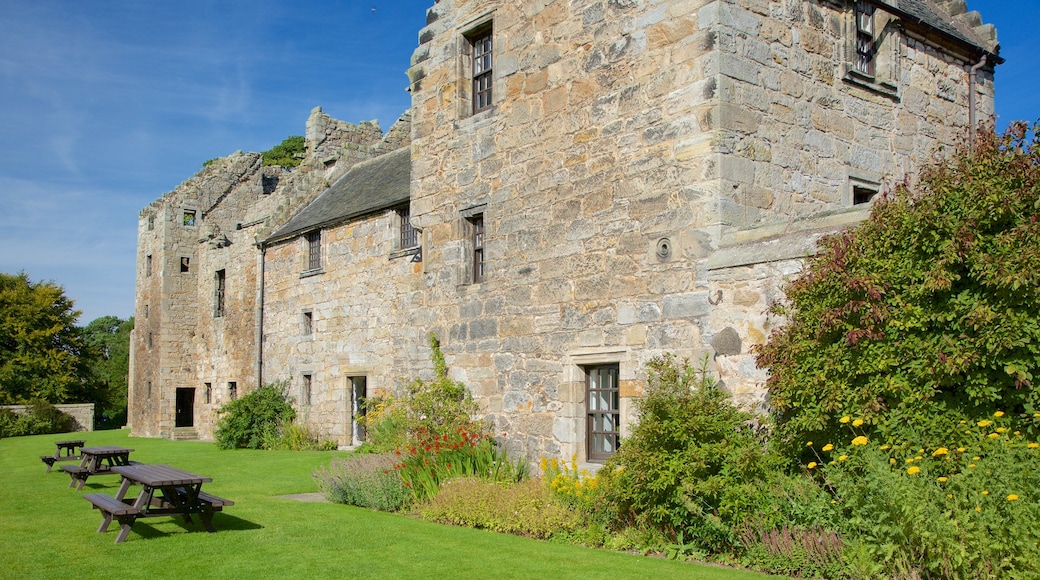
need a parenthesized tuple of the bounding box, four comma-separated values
(957, 447, 966, 453)
(988, 433, 1000, 439)
(996, 427, 1007, 434)
(973, 456, 981, 461)
(975, 507, 982, 513)
(968, 463, 977, 469)
(822, 444, 834, 452)
(982, 491, 990, 496)
(839, 455, 849, 461)
(915, 456, 923, 461)
(889, 458, 896, 465)
(1028, 443, 1039, 449)
(840, 416, 851, 424)
(1034, 413, 1040, 418)
(851, 436, 869, 446)
(806, 441, 813, 447)
(937, 477, 948, 482)
(1014, 431, 1021, 436)
(807, 462, 817, 469)
(906, 458, 914, 464)
(852, 419, 864, 427)
(932, 447, 948, 457)
(907, 466, 921, 475)
(947, 494, 953, 499)
(880, 445, 890, 450)
(977, 420, 993, 428)
(994, 411, 1005, 418)
(1007, 494, 1020, 501)
(919, 448, 925, 454)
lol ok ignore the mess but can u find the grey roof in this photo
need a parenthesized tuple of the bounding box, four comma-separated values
(881, 0, 998, 56)
(266, 147, 410, 244)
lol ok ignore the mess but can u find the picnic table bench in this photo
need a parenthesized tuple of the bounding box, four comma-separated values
(84, 464, 233, 543)
(40, 440, 85, 472)
(61, 446, 135, 490)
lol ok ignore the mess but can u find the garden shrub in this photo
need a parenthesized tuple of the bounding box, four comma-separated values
(261, 135, 305, 168)
(756, 124, 1040, 453)
(801, 410, 1040, 579)
(215, 381, 295, 449)
(315, 453, 410, 512)
(597, 355, 809, 555)
(419, 477, 581, 539)
(395, 427, 528, 501)
(262, 419, 337, 451)
(0, 400, 77, 438)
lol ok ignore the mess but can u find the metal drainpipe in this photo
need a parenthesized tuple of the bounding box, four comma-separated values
(969, 54, 988, 145)
(255, 244, 265, 389)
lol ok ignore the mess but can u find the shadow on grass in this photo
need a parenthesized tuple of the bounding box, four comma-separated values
(112, 513, 263, 542)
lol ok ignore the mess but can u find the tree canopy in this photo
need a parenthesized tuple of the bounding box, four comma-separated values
(81, 315, 134, 427)
(0, 272, 90, 404)
(756, 124, 1040, 450)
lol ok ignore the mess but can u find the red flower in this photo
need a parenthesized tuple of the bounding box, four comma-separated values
(446, 463, 452, 469)
(395, 450, 401, 456)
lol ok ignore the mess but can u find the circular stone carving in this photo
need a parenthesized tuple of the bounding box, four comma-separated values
(656, 237, 672, 259)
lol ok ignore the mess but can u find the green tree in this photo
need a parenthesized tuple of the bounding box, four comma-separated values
(0, 272, 91, 404)
(261, 136, 306, 168)
(756, 124, 1040, 452)
(81, 315, 133, 428)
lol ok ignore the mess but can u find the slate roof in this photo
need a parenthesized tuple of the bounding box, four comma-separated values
(879, 0, 999, 57)
(265, 147, 411, 244)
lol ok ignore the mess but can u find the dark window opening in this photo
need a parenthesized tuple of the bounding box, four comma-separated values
(228, 382, 237, 400)
(146, 254, 152, 277)
(262, 174, 279, 195)
(398, 207, 418, 249)
(303, 311, 313, 336)
(180, 257, 190, 273)
(854, 185, 878, 205)
(307, 230, 322, 271)
(303, 374, 312, 406)
(470, 214, 485, 283)
(469, 26, 493, 113)
(214, 269, 226, 317)
(586, 364, 620, 462)
(204, 382, 212, 404)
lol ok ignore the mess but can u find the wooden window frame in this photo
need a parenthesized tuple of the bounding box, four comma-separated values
(468, 25, 493, 113)
(585, 364, 620, 462)
(306, 230, 322, 271)
(470, 214, 485, 283)
(398, 207, 418, 249)
(854, 1, 876, 77)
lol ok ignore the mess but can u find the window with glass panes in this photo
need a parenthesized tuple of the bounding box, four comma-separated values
(470, 27, 493, 113)
(471, 214, 485, 283)
(586, 364, 620, 461)
(855, 1, 875, 76)
(306, 230, 322, 271)
(398, 207, 418, 249)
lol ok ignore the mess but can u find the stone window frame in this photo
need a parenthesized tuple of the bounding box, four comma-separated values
(585, 363, 621, 462)
(458, 13, 496, 119)
(301, 229, 325, 277)
(204, 382, 212, 404)
(348, 375, 369, 446)
(301, 309, 314, 339)
(842, 1, 900, 98)
(848, 173, 881, 207)
(461, 204, 488, 285)
(214, 269, 226, 318)
(559, 347, 635, 467)
(145, 254, 152, 277)
(390, 205, 421, 261)
(301, 373, 313, 407)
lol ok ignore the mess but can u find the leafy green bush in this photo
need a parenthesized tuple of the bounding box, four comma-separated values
(419, 477, 581, 539)
(214, 381, 295, 449)
(756, 124, 1040, 453)
(803, 411, 1040, 579)
(314, 453, 410, 511)
(396, 427, 528, 501)
(360, 333, 484, 452)
(0, 400, 77, 438)
(261, 136, 306, 168)
(262, 419, 337, 451)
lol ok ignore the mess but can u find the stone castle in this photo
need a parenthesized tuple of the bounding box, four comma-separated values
(131, 0, 999, 467)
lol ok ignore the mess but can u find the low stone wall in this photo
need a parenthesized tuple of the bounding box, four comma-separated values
(1, 403, 94, 432)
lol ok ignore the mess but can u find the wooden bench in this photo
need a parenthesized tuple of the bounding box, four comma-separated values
(40, 440, 85, 472)
(196, 491, 235, 509)
(40, 453, 81, 472)
(63, 460, 140, 490)
(84, 493, 142, 543)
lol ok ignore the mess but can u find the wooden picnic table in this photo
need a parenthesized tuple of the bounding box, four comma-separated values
(61, 446, 135, 490)
(40, 440, 85, 473)
(84, 464, 233, 543)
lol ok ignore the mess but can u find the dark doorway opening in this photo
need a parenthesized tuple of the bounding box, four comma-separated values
(175, 388, 195, 427)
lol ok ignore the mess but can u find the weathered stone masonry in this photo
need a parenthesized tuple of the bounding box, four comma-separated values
(131, 0, 999, 469)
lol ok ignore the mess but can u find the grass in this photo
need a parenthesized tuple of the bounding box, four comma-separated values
(0, 429, 777, 579)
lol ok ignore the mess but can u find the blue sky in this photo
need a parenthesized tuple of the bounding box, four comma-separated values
(0, 0, 1035, 324)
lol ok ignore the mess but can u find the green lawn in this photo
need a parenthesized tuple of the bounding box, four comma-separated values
(1, 429, 777, 579)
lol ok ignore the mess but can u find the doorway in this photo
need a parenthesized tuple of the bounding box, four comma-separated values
(350, 377, 367, 445)
(175, 387, 195, 427)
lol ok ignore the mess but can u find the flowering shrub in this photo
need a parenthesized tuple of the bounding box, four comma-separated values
(805, 411, 1040, 578)
(314, 452, 410, 512)
(540, 455, 601, 513)
(419, 477, 580, 539)
(395, 428, 527, 501)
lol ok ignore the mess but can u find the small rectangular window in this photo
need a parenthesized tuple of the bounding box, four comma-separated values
(214, 270, 226, 317)
(147, 332, 153, 349)
(302, 311, 313, 336)
(470, 214, 485, 283)
(180, 257, 190, 273)
(204, 382, 212, 404)
(228, 382, 237, 400)
(147, 215, 155, 231)
(469, 26, 493, 113)
(146, 254, 152, 277)
(144, 304, 149, 319)
(853, 185, 878, 205)
(183, 210, 196, 227)
(350, 376, 368, 444)
(398, 207, 418, 249)
(306, 230, 322, 271)
(586, 364, 620, 462)
(147, 381, 152, 398)
(302, 374, 312, 406)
